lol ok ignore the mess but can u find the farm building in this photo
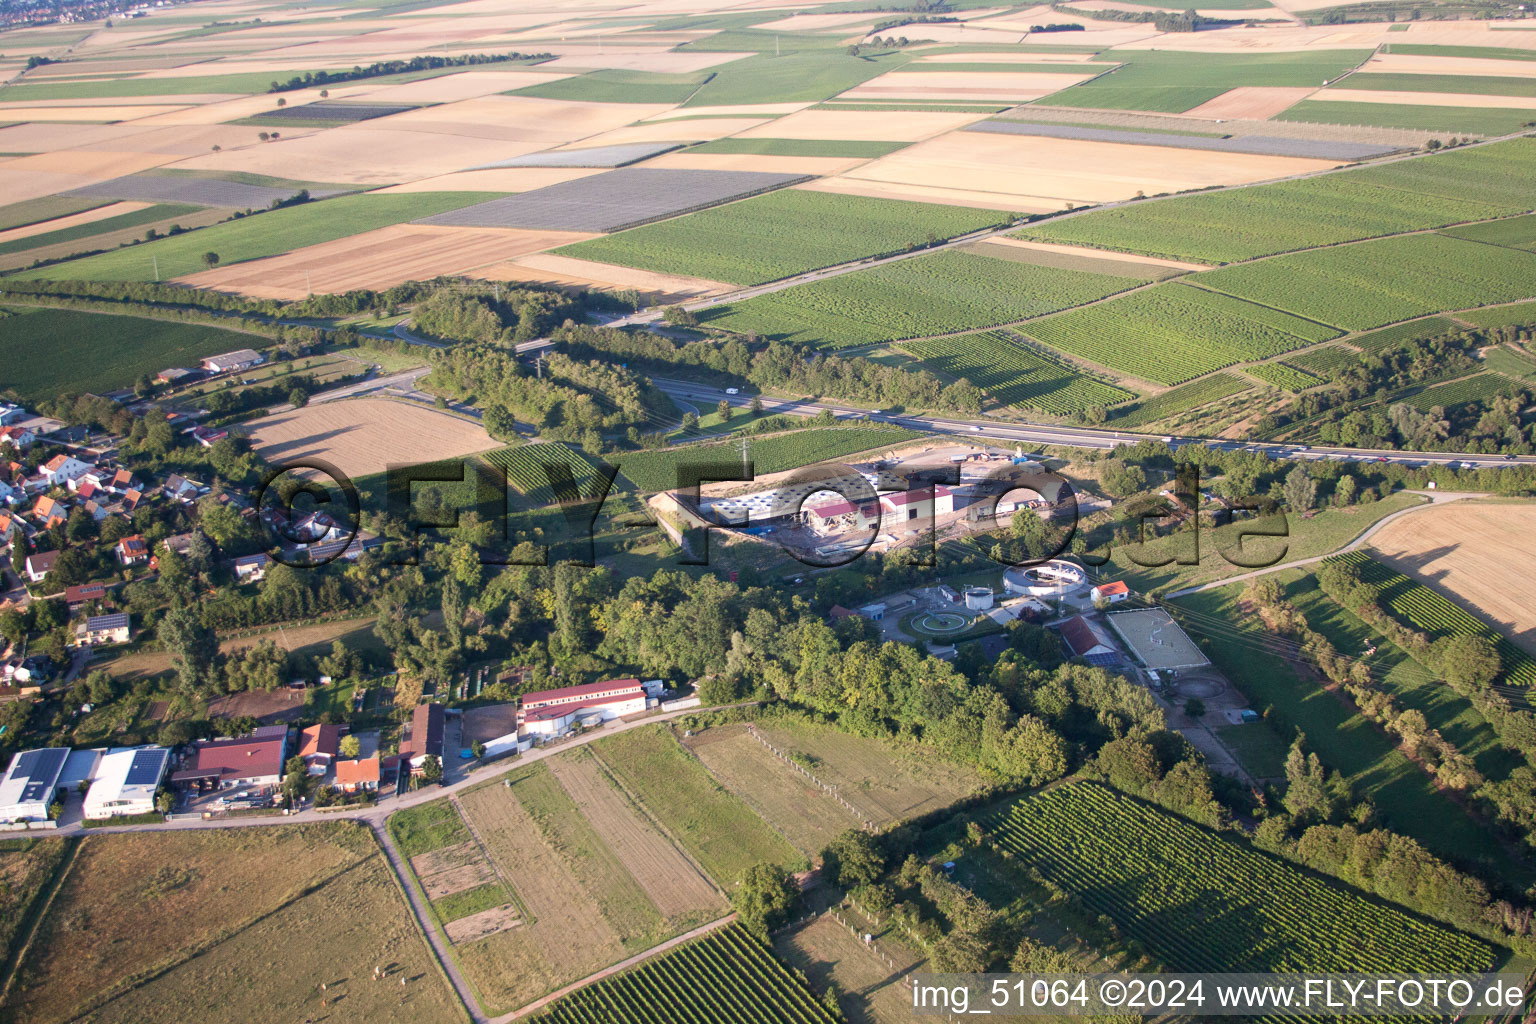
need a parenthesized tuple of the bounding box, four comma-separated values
(334, 757, 379, 793)
(400, 702, 445, 770)
(170, 726, 288, 791)
(76, 613, 131, 646)
(0, 747, 69, 824)
(517, 678, 648, 738)
(1107, 608, 1211, 672)
(298, 723, 342, 774)
(201, 349, 264, 373)
(1091, 581, 1131, 605)
(82, 746, 169, 820)
(1057, 615, 1121, 668)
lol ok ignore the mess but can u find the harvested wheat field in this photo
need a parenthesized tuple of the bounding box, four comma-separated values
(1186, 86, 1320, 120)
(984, 235, 1209, 271)
(841, 131, 1339, 206)
(375, 167, 603, 193)
(645, 102, 810, 121)
(752, 10, 883, 30)
(0, 104, 192, 121)
(738, 108, 987, 142)
(126, 85, 380, 126)
(553, 117, 771, 146)
(838, 70, 1093, 103)
(1311, 88, 1536, 110)
(915, 49, 1101, 62)
(0, 200, 147, 244)
(176, 224, 596, 299)
(547, 748, 724, 921)
(170, 127, 542, 185)
(351, 95, 674, 143)
(640, 150, 870, 175)
(1368, 500, 1536, 656)
(477, 251, 735, 302)
(244, 399, 500, 479)
(1356, 53, 1536, 78)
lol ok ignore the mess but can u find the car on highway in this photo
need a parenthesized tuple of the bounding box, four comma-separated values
(724, 387, 740, 395)
(970, 425, 982, 432)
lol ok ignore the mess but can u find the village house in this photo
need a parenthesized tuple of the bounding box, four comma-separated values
(76, 613, 131, 646)
(116, 535, 150, 566)
(0, 513, 21, 548)
(162, 474, 208, 504)
(298, 723, 342, 775)
(399, 703, 444, 771)
(0, 425, 36, 449)
(1057, 615, 1121, 668)
(232, 553, 270, 583)
(32, 495, 67, 529)
(170, 726, 288, 792)
(40, 454, 93, 489)
(334, 757, 379, 793)
(24, 550, 57, 584)
(65, 582, 109, 611)
(1091, 581, 1132, 605)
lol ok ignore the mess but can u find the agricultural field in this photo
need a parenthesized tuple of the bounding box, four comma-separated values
(901, 331, 1135, 414)
(1022, 283, 1339, 386)
(1106, 372, 1254, 429)
(1245, 361, 1326, 392)
(684, 138, 911, 158)
(0, 201, 199, 257)
(1368, 500, 1536, 658)
(682, 50, 908, 106)
(485, 442, 612, 508)
(704, 249, 1142, 349)
(1330, 72, 1536, 97)
(1015, 137, 1536, 263)
(1276, 100, 1536, 137)
(1404, 372, 1518, 411)
(1, 825, 459, 1024)
(985, 782, 1499, 973)
(589, 726, 802, 884)
(555, 190, 1011, 287)
(1482, 346, 1536, 379)
(614, 426, 926, 493)
(749, 715, 986, 827)
(0, 306, 265, 404)
(508, 69, 715, 104)
(0, 195, 109, 231)
(1194, 233, 1536, 333)
(22, 192, 497, 282)
(539, 924, 839, 1024)
(1040, 50, 1371, 113)
(680, 723, 862, 855)
(1442, 212, 1536, 249)
(1457, 300, 1536, 330)
(0, 838, 70, 979)
(1327, 551, 1536, 686)
(1287, 345, 1361, 379)
(1348, 315, 1464, 352)
(775, 903, 925, 1024)
(245, 399, 500, 481)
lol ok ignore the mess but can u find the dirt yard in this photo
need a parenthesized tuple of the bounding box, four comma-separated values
(1368, 500, 1536, 656)
(244, 399, 500, 481)
(105, 616, 385, 682)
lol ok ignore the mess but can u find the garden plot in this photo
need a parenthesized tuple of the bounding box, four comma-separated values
(417, 167, 807, 232)
(176, 224, 594, 299)
(66, 171, 345, 207)
(244, 399, 500, 480)
(965, 118, 1394, 160)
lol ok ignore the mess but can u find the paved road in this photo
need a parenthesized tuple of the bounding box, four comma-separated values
(1163, 489, 1484, 599)
(309, 365, 431, 404)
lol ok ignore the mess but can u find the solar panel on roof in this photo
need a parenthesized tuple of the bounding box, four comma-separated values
(15, 748, 67, 803)
(124, 749, 165, 786)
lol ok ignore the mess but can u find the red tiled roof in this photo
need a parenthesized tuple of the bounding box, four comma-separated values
(882, 485, 952, 507)
(1059, 616, 1110, 658)
(522, 678, 641, 707)
(186, 734, 285, 780)
(521, 692, 644, 723)
(1094, 581, 1130, 597)
(298, 723, 340, 759)
(335, 758, 379, 786)
(118, 536, 148, 556)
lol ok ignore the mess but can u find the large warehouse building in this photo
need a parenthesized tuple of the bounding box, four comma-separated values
(0, 747, 69, 825)
(83, 746, 171, 820)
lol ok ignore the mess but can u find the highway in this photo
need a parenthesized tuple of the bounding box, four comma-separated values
(647, 377, 1536, 469)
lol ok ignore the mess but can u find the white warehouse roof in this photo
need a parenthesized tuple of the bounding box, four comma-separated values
(82, 746, 169, 820)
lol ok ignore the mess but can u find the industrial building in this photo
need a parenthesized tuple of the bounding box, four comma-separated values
(0, 748, 69, 824)
(82, 746, 170, 820)
(517, 678, 650, 738)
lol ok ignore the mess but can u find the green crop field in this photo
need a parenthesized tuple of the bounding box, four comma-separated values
(540, 924, 838, 1024)
(0, 195, 110, 231)
(1107, 373, 1252, 428)
(1481, 346, 1536, 378)
(1022, 283, 1338, 386)
(1405, 372, 1518, 410)
(1331, 72, 1536, 97)
(0, 70, 344, 100)
(556, 190, 1010, 287)
(1348, 315, 1463, 352)
(683, 50, 908, 105)
(1288, 345, 1359, 379)
(901, 331, 1134, 414)
(506, 68, 713, 103)
(1276, 99, 1536, 137)
(19, 192, 499, 282)
(1328, 551, 1536, 686)
(704, 250, 1141, 349)
(0, 203, 201, 258)
(1388, 44, 1536, 61)
(484, 442, 612, 507)
(985, 782, 1498, 972)
(0, 306, 264, 404)
(1037, 50, 1371, 113)
(1458, 300, 1536, 330)
(1014, 137, 1536, 263)
(591, 727, 800, 882)
(615, 426, 925, 492)
(1195, 233, 1536, 333)
(684, 137, 910, 158)
(1246, 361, 1326, 392)
(1442, 213, 1536, 249)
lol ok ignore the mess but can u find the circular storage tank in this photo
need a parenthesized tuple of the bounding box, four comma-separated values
(964, 586, 994, 611)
